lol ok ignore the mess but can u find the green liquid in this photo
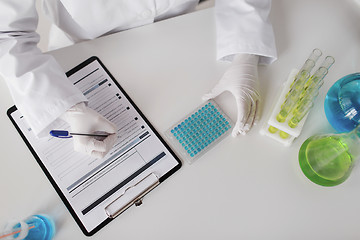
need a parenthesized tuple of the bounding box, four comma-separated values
(299, 136, 353, 186)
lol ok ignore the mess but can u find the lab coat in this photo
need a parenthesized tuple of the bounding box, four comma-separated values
(0, 0, 276, 137)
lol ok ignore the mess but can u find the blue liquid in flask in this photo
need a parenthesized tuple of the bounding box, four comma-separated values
(324, 73, 360, 132)
(11, 215, 55, 240)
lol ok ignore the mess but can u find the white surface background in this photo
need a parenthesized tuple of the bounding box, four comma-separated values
(1, 1, 360, 239)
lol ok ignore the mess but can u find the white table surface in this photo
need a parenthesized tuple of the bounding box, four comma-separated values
(1, 1, 360, 239)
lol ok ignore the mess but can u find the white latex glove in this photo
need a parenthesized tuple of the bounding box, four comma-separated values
(61, 102, 117, 158)
(203, 54, 260, 136)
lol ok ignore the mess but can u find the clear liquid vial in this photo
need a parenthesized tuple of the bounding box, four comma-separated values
(299, 125, 360, 186)
(324, 73, 360, 132)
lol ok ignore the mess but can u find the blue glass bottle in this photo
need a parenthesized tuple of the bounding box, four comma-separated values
(324, 73, 360, 132)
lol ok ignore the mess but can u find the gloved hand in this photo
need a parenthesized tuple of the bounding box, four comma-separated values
(203, 53, 260, 136)
(61, 102, 117, 158)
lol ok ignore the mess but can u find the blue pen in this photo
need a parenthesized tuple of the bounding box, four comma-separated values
(50, 130, 111, 138)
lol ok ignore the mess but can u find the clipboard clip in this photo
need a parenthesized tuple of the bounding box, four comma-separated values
(104, 173, 160, 218)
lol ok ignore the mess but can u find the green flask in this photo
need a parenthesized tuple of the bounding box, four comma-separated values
(298, 125, 360, 186)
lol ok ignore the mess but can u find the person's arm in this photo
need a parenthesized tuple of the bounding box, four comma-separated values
(0, 0, 116, 158)
(215, 0, 276, 63)
(205, 0, 277, 136)
(0, 0, 87, 137)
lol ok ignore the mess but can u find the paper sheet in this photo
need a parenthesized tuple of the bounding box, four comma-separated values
(10, 58, 180, 233)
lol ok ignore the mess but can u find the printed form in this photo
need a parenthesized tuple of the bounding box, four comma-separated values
(11, 59, 180, 232)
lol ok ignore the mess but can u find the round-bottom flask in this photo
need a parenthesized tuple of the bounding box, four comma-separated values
(324, 73, 360, 132)
(299, 125, 360, 186)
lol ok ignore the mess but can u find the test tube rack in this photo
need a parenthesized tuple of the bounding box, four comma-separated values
(260, 48, 335, 146)
(260, 69, 304, 146)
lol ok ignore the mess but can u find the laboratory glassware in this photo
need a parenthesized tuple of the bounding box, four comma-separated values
(277, 49, 322, 123)
(325, 73, 360, 132)
(288, 66, 329, 128)
(298, 125, 360, 186)
(0, 215, 55, 240)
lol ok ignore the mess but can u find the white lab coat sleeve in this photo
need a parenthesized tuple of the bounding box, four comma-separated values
(0, 0, 87, 137)
(215, 0, 277, 64)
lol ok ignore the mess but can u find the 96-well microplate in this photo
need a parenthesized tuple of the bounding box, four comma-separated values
(166, 100, 232, 164)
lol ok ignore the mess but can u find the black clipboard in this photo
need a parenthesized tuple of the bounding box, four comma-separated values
(7, 56, 181, 236)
